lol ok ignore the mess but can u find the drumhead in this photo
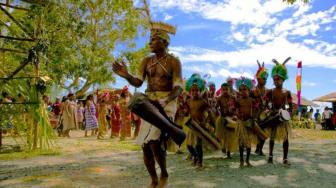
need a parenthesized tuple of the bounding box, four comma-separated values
(279, 109, 290, 121)
(259, 111, 267, 121)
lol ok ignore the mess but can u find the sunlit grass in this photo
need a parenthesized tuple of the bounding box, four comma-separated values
(110, 140, 141, 151)
(21, 173, 60, 183)
(293, 129, 336, 140)
(0, 149, 61, 160)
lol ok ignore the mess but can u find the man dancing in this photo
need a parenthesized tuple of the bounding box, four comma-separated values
(266, 58, 293, 165)
(112, 22, 182, 187)
(252, 61, 269, 156)
(235, 77, 258, 168)
(216, 83, 238, 158)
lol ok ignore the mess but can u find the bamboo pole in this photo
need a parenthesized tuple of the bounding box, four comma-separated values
(32, 61, 39, 150)
(0, 3, 29, 11)
(0, 126, 2, 147)
(0, 47, 27, 54)
(0, 5, 33, 39)
(0, 35, 36, 42)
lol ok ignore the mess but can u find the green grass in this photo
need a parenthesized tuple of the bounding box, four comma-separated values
(0, 149, 61, 160)
(21, 173, 61, 183)
(110, 140, 141, 151)
(293, 129, 336, 139)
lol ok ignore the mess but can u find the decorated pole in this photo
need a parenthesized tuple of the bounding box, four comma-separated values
(296, 61, 302, 120)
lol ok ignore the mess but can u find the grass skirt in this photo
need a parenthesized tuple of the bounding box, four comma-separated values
(186, 128, 197, 147)
(236, 119, 258, 148)
(216, 116, 238, 152)
(265, 121, 292, 142)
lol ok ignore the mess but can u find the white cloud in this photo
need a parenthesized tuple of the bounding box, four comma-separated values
(325, 26, 332, 31)
(170, 37, 336, 69)
(150, 0, 292, 26)
(302, 81, 317, 87)
(164, 14, 173, 21)
(178, 23, 217, 31)
(151, 0, 336, 69)
(184, 65, 254, 80)
(256, 32, 274, 43)
(150, 0, 336, 49)
(292, 4, 311, 17)
(302, 39, 336, 56)
(226, 5, 333, 46)
(303, 39, 317, 45)
(232, 32, 245, 42)
(274, 5, 336, 37)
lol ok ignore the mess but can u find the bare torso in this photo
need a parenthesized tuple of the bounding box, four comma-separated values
(267, 88, 290, 110)
(141, 54, 181, 92)
(252, 86, 268, 114)
(217, 94, 235, 116)
(238, 97, 254, 121)
(188, 98, 208, 124)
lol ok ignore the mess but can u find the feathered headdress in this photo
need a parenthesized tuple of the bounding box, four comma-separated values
(235, 77, 255, 90)
(143, 0, 176, 43)
(151, 21, 176, 35)
(186, 74, 205, 92)
(256, 60, 269, 80)
(271, 57, 290, 80)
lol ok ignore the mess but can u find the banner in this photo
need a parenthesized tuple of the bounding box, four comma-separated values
(296, 61, 302, 113)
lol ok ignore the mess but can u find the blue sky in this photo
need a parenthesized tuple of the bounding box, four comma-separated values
(115, 0, 336, 103)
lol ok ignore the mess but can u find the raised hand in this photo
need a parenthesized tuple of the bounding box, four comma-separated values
(112, 59, 129, 78)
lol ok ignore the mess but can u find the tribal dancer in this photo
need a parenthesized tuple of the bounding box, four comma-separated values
(97, 93, 108, 139)
(235, 77, 258, 168)
(252, 61, 269, 156)
(205, 82, 219, 136)
(110, 94, 121, 138)
(120, 87, 132, 141)
(112, 21, 182, 188)
(266, 58, 293, 165)
(206, 82, 219, 115)
(174, 92, 189, 153)
(227, 77, 237, 98)
(216, 83, 238, 158)
(185, 74, 208, 168)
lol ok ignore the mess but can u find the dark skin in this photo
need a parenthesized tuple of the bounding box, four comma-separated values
(227, 79, 237, 97)
(207, 85, 219, 116)
(175, 93, 189, 121)
(208, 85, 216, 97)
(217, 86, 235, 117)
(188, 85, 208, 124)
(236, 85, 255, 167)
(266, 75, 293, 165)
(112, 35, 182, 107)
(186, 85, 209, 168)
(267, 76, 292, 111)
(253, 78, 267, 113)
(252, 77, 268, 156)
(216, 86, 236, 158)
(237, 86, 255, 121)
(112, 33, 182, 188)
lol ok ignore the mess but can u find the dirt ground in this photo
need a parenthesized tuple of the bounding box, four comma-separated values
(1, 128, 336, 188)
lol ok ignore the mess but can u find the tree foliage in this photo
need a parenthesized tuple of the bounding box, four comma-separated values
(1, 0, 149, 96)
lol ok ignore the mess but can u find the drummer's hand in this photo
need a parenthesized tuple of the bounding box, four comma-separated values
(112, 59, 129, 78)
(158, 99, 168, 108)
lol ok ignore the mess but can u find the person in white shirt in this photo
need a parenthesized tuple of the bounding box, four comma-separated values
(322, 107, 333, 130)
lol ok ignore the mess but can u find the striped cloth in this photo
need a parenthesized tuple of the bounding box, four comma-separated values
(84, 103, 98, 130)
